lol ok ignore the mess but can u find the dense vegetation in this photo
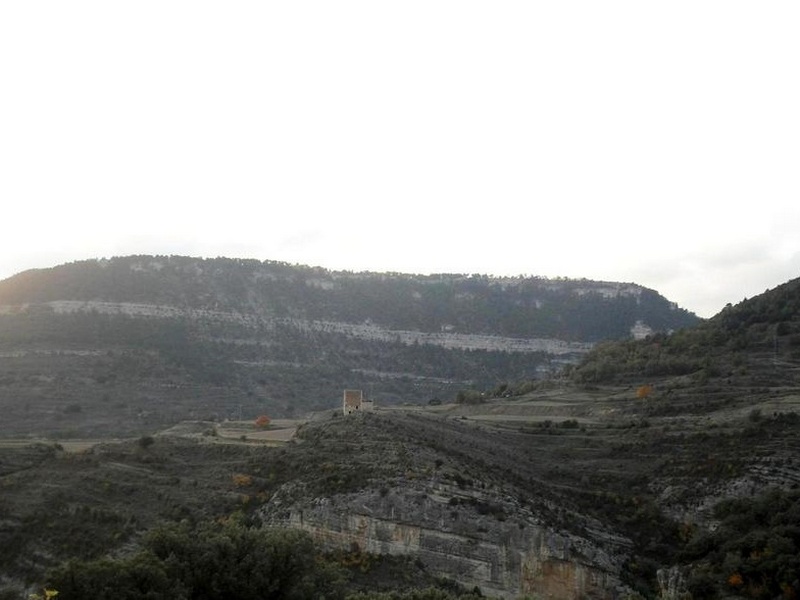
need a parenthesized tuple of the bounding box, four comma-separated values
(680, 489, 800, 599)
(42, 521, 484, 600)
(570, 276, 800, 385)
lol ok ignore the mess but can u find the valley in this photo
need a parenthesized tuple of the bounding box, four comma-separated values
(0, 257, 798, 599)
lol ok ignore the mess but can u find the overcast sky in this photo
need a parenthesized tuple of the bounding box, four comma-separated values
(1, 2, 798, 318)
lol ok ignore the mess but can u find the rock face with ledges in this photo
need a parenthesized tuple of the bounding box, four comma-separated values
(261, 477, 627, 599)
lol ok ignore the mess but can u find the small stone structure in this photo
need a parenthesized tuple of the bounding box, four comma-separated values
(342, 389, 374, 415)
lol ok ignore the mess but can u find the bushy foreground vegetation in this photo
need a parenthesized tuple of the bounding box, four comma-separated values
(39, 521, 484, 600)
(680, 489, 800, 600)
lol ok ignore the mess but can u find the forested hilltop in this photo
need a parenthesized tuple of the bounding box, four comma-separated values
(0, 255, 697, 340)
(0, 255, 699, 437)
(570, 275, 800, 387)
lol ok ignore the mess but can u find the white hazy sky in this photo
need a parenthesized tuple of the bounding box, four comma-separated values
(1, 2, 798, 318)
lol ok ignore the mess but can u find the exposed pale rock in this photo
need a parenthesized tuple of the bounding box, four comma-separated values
(261, 481, 629, 599)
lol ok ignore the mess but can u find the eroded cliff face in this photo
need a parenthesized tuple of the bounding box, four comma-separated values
(260, 480, 630, 599)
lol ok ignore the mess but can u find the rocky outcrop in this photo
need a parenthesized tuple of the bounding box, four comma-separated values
(656, 566, 690, 600)
(260, 480, 630, 599)
(23, 300, 592, 357)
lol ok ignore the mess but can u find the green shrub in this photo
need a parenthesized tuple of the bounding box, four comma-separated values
(47, 522, 346, 600)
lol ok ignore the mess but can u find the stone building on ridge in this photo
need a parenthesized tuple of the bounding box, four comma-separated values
(342, 389, 374, 415)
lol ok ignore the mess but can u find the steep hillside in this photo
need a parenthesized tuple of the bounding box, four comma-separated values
(0, 256, 699, 437)
(556, 276, 800, 598)
(570, 276, 800, 390)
